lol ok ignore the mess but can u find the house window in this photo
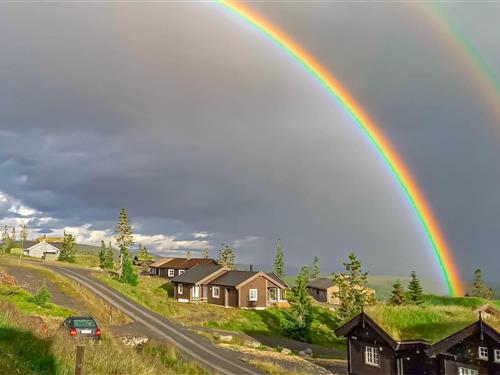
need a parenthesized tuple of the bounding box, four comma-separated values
(168, 269, 175, 277)
(249, 289, 258, 301)
(458, 368, 478, 375)
(269, 288, 277, 301)
(212, 286, 220, 298)
(494, 349, 500, 363)
(177, 284, 183, 295)
(478, 346, 488, 360)
(364, 346, 380, 367)
(178, 269, 185, 275)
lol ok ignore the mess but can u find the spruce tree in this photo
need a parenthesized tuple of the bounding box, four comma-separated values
(98, 240, 107, 269)
(186, 250, 192, 260)
(332, 252, 372, 319)
(284, 265, 313, 341)
(11, 227, 16, 243)
(202, 248, 209, 259)
(20, 223, 28, 242)
(310, 256, 320, 280)
(218, 244, 235, 270)
(389, 279, 406, 306)
(104, 241, 114, 269)
(407, 271, 424, 305)
(114, 208, 137, 285)
(59, 232, 76, 263)
(472, 269, 494, 299)
(273, 239, 285, 279)
(136, 244, 153, 269)
(2, 225, 10, 253)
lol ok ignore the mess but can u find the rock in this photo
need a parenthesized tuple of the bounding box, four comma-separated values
(281, 348, 292, 355)
(298, 348, 313, 357)
(0, 272, 17, 286)
(245, 340, 260, 348)
(218, 334, 233, 342)
(120, 335, 149, 348)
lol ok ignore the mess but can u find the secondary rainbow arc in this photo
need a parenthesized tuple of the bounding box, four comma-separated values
(217, 0, 464, 296)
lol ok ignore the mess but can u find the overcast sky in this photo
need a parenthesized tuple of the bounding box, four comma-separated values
(0, 2, 499, 290)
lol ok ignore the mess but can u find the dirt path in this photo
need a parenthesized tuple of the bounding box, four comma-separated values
(4, 265, 82, 313)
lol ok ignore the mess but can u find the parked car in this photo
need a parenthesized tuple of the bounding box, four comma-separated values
(60, 316, 101, 340)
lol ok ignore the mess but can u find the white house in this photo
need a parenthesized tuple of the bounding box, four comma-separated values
(23, 241, 61, 259)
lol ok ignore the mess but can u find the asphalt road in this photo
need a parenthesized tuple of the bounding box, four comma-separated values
(46, 264, 266, 375)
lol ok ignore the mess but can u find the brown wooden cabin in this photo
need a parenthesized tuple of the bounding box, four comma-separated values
(307, 278, 340, 305)
(335, 312, 500, 375)
(148, 257, 217, 280)
(171, 265, 288, 309)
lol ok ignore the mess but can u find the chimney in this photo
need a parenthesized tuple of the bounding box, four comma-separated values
(249, 265, 253, 272)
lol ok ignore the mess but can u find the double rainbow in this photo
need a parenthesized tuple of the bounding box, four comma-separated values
(218, 0, 465, 296)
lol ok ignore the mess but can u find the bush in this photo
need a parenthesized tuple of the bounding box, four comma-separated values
(32, 284, 52, 307)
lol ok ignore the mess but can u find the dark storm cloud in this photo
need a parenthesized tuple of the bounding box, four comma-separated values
(0, 2, 498, 289)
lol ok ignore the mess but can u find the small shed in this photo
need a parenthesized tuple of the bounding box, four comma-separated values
(307, 278, 339, 305)
(23, 241, 61, 259)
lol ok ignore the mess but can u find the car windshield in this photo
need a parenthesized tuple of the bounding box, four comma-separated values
(72, 319, 96, 328)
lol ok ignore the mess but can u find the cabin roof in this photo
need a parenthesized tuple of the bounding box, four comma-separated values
(307, 278, 334, 290)
(170, 265, 225, 284)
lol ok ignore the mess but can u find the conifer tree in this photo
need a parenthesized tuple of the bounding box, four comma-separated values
(11, 227, 16, 243)
(310, 256, 320, 280)
(186, 250, 192, 260)
(58, 232, 76, 263)
(114, 208, 137, 285)
(472, 269, 494, 299)
(2, 225, 10, 253)
(389, 279, 406, 305)
(104, 241, 114, 270)
(136, 244, 153, 269)
(98, 240, 108, 269)
(218, 244, 235, 270)
(202, 248, 209, 259)
(407, 271, 424, 305)
(332, 253, 372, 319)
(284, 265, 313, 341)
(20, 223, 28, 242)
(273, 239, 285, 279)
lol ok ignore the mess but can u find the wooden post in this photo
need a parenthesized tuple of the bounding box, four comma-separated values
(75, 345, 84, 375)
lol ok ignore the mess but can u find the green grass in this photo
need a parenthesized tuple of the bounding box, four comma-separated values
(422, 294, 500, 308)
(365, 303, 500, 343)
(0, 284, 73, 318)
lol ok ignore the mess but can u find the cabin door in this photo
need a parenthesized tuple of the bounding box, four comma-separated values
(192, 286, 200, 300)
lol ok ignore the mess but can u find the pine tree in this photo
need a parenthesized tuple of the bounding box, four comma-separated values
(186, 250, 192, 260)
(20, 223, 28, 242)
(472, 269, 494, 299)
(273, 239, 285, 279)
(389, 279, 406, 306)
(98, 240, 107, 269)
(104, 241, 114, 270)
(407, 271, 424, 305)
(114, 208, 137, 285)
(11, 227, 16, 243)
(332, 253, 372, 319)
(202, 248, 209, 259)
(218, 244, 235, 270)
(136, 244, 153, 269)
(310, 256, 320, 280)
(58, 232, 76, 263)
(2, 225, 10, 253)
(283, 265, 313, 341)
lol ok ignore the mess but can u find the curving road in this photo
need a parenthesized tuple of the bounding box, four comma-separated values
(45, 264, 265, 375)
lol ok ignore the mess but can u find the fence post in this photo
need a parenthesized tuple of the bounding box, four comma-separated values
(75, 345, 84, 375)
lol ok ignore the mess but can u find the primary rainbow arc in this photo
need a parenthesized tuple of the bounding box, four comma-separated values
(218, 0, 464, 296)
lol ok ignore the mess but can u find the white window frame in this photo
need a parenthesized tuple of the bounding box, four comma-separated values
(364, 346, 380, 367)
(494, 349, 500, 363)
(178, 269, 185, 275)
(478, 346, 488, 361)
(167, 269, 175, 277)
(212, 286, 220, 298)
(268, 287, 278, 301)
(249, 288, 258, 302)
(192, 286, 200, 299)
(458, 367, 478, 375)
(177, 284, 183, 295)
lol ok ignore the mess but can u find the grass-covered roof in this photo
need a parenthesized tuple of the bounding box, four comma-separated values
(364, 295, 500, 344)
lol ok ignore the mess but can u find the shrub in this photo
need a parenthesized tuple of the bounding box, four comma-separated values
(32, 284, 52, 307)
